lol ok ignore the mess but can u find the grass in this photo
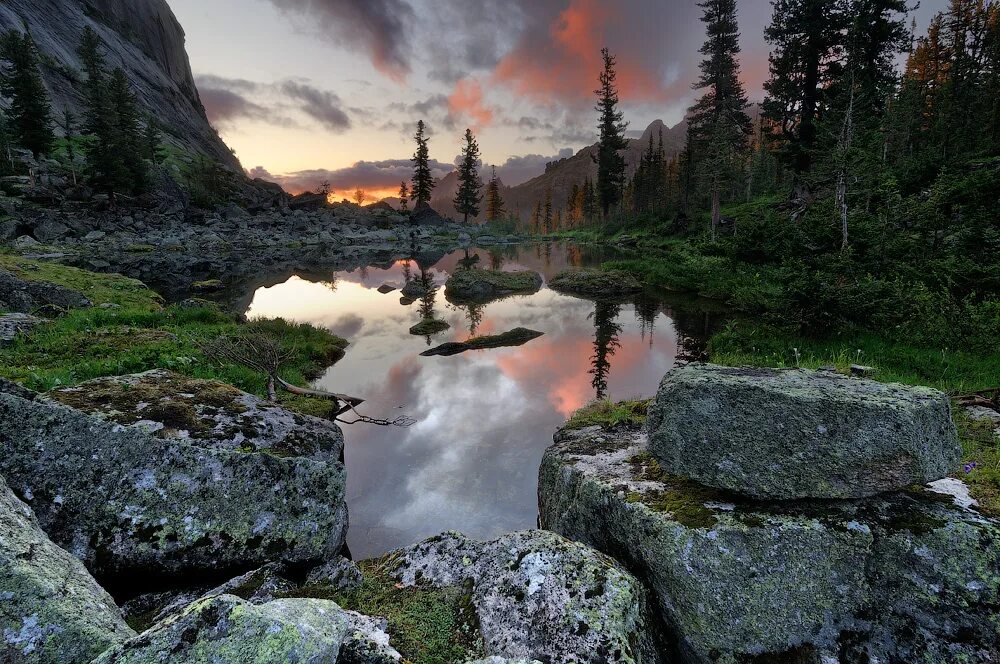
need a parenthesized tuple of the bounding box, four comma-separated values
(956, 411, 1000, 518)
(565, 399, 650, 430)
(0, 259, 347, 416)
(286, 555, 484, 664)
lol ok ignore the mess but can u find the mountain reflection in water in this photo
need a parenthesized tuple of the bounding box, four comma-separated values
(245, 242, 727, 558)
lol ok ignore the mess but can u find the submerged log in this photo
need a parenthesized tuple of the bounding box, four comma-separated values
(421, 328, 544, 357)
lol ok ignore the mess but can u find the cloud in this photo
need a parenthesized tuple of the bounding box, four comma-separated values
(488, 149, 575, 187)
(198, 87, 272, 126)
(280, 81, 351, 131)
(265, 0, 415, 80)
(447, 78, 494, 129)
(248, 158, 455, 195)
(195, 75, 349, 132)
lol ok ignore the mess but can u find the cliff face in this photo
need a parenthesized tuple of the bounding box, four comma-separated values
(0, 0, 240, 170)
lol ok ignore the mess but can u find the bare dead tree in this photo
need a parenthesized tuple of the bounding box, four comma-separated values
(202, 332, 414, 427)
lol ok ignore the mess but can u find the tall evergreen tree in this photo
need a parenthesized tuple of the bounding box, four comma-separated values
(78, 28, 125, 196)
(0, 30, 55, 158)
(398, 181, 409, 212)
(687, 0, 752, 239)
(143, 114, 163, 164)
(543, 187, 553, 232)
(410, 120, 434, 207)
(593, 48, 629, 218)
(763, 0, 849, 182)
(108, 66, 146, 193)
(453, 128, 483, 223)
(485, 166, 505, 221)
(0, 113, 12, 175)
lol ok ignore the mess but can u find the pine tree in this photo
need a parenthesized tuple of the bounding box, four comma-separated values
(593, 48, 629, 218)
(687, 0, 752, 239)
(398, 181, 409, 212)
(108, 67, 146, 194)
(567, 183, 580, 224)
(410, 120, 434, 207)
(763, 0, 848, 182)
(78, 28, 126, 196)
(543, 187, 553, 232)
(453, 128, 483, 223)
(0, 113, 13, 175)
(0, 30, 55, 158)
(485, 166, 505, 221)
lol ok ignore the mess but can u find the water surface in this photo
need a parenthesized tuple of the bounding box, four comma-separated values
(246, 242, 727, 558)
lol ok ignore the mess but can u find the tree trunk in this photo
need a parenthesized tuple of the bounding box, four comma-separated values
(836, 84, 855, 253)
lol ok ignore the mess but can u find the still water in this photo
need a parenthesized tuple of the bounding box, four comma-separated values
(246, 242, 726, 558)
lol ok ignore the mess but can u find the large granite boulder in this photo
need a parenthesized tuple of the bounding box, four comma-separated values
(1, 477, 134, 663)
(93, 594, 350, 663)
(539, 423, 1000, 662)
(445, 270, 542, 303)
(389, 530, 662, 663)
(0, 370, 347, 588)
(647, 364, 961, 499)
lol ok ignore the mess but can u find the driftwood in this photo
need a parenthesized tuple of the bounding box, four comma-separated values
(200, 333, 416, 427)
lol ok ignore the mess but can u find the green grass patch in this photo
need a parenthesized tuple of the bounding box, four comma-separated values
(955, 411, 1000, 518)
(289, 556, 484, 664)
(0, 256, 162, 310)
(565, 399, 650, 430)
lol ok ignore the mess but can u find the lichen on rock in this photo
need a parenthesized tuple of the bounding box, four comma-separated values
(1, 477, 134, 664)
(539, 424, 1000, 662)
(0, 370, 348, 587)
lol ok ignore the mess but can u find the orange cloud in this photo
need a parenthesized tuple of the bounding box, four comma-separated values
(492, 0, 669, 107)
(448, 78, 494, 129)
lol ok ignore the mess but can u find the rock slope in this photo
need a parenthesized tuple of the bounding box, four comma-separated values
(0, 0, 239, 169)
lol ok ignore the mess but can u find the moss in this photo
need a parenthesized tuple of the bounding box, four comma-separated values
(548, 268, 643, 298)
(622, 457, 724, 529)
(955, 409, 1000, 518)
(409, 318, 451, 336)
(627, 451, 667, 482)
(0, 256, 162, 310)
(282, 555, 484, 664)
(565, 399, 650, 431)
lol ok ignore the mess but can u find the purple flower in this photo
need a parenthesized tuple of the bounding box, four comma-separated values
(964, 462, 979, 474)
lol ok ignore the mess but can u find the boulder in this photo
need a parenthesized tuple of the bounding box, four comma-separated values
(445, 270, 542, 303)
(0, 370, 348, 587)
(30, 217, 69, 242)
(1, 477, 134, 663)
(401, 280, 429, 298)
(0, 312, 45, 346)
(409, 318, 451, 336)
(548, 269, 643, 299)
(647, 364, 961, 499)
(390, 530, 662, 663)
(0, 269, 92, 313)
(539, 423, 1000, 662)
(93, 594, 350, 663)
(411, 203, 448, 226)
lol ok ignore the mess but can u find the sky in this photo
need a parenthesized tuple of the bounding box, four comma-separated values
(167, 0, 945, 198)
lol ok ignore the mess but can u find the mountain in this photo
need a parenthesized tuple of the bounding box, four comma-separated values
(0, 0, 239, 170)
(503, 118, 687, 222)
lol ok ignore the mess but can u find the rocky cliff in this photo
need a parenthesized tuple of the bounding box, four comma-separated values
(0, 0, 240, 170)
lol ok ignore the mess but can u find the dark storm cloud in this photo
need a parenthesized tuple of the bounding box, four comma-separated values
(198, 87, 272, 126)
(195, 75, 350, 132)
(248, 158, 454, 194)
(280, 81, 351, 131)
(265, 0, 415, 79)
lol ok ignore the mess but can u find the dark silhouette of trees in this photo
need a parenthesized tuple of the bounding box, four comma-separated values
(485, 166, 505, 222)
(688, 0, 752, 239)
(0, 30, 55, 158)
(594, 48, 629, 218)
(410, 120, 434, 207)
(454, 128, 483, 223)
(589, 301, 623, 399)
(398, 181, 409, 212)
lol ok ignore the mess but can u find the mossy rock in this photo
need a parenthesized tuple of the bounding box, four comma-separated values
(190, 279, 224, 293)
(445, 269, 542, 303)
(548, 268, 643, 299)
(0, 371, 348, 588)
(409, 318, 451, 336)
(539, 424, 1000, 661)
(1, 477, 135, 663)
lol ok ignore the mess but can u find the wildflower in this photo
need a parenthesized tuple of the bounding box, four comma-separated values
(964, 462, 979, 473)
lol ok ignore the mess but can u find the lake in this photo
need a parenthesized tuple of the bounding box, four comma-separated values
(245, 241, 728, 558)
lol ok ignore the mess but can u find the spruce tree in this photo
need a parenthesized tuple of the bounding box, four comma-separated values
(687, 0, 752, 239)
(108, 66, 146, 193)
(593, 48, 629, 218)
(0, 30, 55, 158)
(398, 181, 409, 212)
(78, 27, 125, 196)
(543, 187, 553, 232)
(453, 128, 483, 223)
(410, 120, 434, 207)
(763, 0, 848, 181)
(485, 166, 505, 222)
(143, 114, 163, 164)
(0, 113, 12, 175)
